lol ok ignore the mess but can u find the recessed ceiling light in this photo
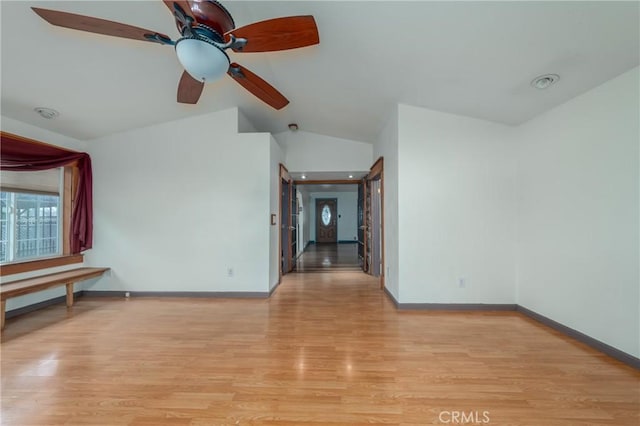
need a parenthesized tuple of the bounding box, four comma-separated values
(348, 174, 354, 179)
(288, 123, 299, 131)
(301, 174, 307, 179)
(531, 74, 560, 90)
(34, 107, 59, 119)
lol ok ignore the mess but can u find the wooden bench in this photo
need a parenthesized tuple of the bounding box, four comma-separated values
(0, 267, 110, 330)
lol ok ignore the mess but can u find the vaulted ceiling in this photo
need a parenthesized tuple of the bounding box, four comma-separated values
(1, 1, 638, 143)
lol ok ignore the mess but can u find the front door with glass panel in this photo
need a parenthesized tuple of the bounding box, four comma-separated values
(315, 198, 337, 243)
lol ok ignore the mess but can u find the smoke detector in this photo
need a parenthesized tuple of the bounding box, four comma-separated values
(34, 107, 59, 119)
(531, 74, 560, 90)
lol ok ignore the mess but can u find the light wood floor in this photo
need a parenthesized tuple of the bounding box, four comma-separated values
(295, 243, 362, 273)
(1, 272, 638, 425)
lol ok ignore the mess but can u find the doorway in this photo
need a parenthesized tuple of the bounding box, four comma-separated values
(369, 179, 382, 277)
(363, 158, 385, 287)
(356, 158, 385, 285)
(277, 160, 384, 285)
(279, 164, 297, 277)
(315, 198, 337, 243)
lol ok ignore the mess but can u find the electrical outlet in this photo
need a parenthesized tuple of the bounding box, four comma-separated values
(458, 278, 466, 288)
(227, 268, 234, 277)
(125, 292, 130, 298)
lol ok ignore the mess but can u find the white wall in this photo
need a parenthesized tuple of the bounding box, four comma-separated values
(308, 191, 359, 242)
(274, 130, 373, 173)
(0, 116, 95, 311)
(300, 190, 311, 250)
(238, 109, 258, 133)
(397, 104, 517, 304)
(84, 108, 273, 294)
(269, 136, 284, 290)
(1, 116, 87, 153)
(374, 107, 400, 300)
(516, 67, 639, 357)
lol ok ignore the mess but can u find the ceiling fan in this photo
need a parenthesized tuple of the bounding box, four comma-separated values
(31, 1, 320, 109)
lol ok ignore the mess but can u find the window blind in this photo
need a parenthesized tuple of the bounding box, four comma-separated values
(0, 168, 61, 195)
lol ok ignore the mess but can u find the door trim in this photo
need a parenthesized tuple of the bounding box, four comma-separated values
(285, 169, 384, 289)
(366, 157, 385, 289)
(278, 164, 293, 281)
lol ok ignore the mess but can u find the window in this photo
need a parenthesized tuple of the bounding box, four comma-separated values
(1, 192, 61, 263)
(0, 133, 89, 275)
(0, 168, 63, 264)
(321, 204, 331, 226)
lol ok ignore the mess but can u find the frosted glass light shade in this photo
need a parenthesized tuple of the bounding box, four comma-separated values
(175, 38, 230, 82)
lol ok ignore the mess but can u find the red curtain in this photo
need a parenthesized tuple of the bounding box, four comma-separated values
(1, 133, 93, 254)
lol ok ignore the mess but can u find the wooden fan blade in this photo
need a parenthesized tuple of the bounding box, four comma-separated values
(227, 63, 289, 110)
(177, 71, 205, 104)
(32, 7, 170, 43)
(225, 16, 319, 53)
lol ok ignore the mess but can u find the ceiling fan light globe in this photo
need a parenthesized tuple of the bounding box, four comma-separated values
(175, 38, 230, 83)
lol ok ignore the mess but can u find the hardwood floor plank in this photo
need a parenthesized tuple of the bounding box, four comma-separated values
(1, 270, 638, 425)
(294, 243, 361, 272)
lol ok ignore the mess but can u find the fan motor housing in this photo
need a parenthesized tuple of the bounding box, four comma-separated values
(177, 1, 235, 36)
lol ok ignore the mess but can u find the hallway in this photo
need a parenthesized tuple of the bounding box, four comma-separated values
(294, 242, 361, 273)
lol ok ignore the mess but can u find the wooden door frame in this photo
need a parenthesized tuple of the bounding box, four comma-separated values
(290, 185, 298, 265)
(293, 180, 360, 250)
(359, 180, 367, 273)
(366, 157, 385, 289)
(279, 164, 293, 281)
(362, 179, 369, 273)
(282, 174, 358, 280)
(291, 167, 384, 290)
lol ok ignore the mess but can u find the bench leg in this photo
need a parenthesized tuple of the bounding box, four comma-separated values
(66, 283, 74, 307)
(1, 300, 5, 330)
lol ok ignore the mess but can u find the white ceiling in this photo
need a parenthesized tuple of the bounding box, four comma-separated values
(1, 1, 638, 143)
(290, 171, 367, 181)
(292, 171, 365, 195)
